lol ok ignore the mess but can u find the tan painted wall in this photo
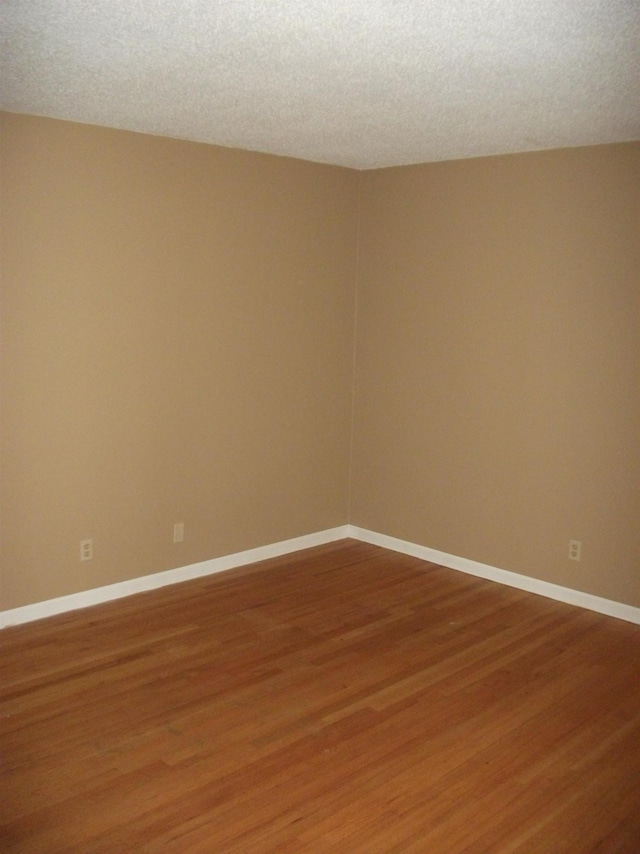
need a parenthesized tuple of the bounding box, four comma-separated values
(0, 114, 359, 609)
(351, 144, 640, 607)
(2, 114, 638, 613)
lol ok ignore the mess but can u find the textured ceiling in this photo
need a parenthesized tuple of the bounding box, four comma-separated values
(1, 1, 639, 169)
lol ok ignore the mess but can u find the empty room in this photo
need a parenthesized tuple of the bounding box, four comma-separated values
(1, 2, 639, 852)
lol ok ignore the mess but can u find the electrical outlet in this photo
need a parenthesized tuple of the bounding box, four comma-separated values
(80, 539, 93, 562)
(569, 540, 581, 561)
(173, 522, 184, 543)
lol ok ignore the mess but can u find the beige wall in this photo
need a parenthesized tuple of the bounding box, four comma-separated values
(351, 144, 640, 607)
(2, 113, 638, 612)
(0, 114, 359, 609)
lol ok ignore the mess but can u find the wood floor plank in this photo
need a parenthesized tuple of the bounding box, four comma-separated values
(1, 539, 639, 852)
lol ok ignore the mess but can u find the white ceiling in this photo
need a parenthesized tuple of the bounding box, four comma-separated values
(2, 1, 639, 170)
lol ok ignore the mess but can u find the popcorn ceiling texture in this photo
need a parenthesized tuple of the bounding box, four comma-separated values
(1, 0, 639, 168)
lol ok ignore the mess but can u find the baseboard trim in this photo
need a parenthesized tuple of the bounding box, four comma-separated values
(4, 524, 639, 629)
(348, 526, 640, 625)
(0, 526, 350, 629)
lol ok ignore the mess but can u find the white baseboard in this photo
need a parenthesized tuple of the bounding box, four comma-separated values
(348, 525, 640, 626)
(3, 523, 639, 629)
(0, 526, 350, 629)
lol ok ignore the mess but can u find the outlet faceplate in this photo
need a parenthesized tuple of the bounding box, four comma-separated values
(569, 540, 581, 561)
(173, 522, 184, 543)
(80, 539, 93, 561)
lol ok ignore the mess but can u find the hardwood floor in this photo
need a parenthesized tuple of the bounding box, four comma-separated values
(2, 539, 640, 853)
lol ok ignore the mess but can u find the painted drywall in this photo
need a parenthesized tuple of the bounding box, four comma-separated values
(2, 114, 638, 614)
(351, 144, 640, 607)
(0, 113, 359, 609)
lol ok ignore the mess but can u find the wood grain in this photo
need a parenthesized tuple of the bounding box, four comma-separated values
(2, 540, 640, 853)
